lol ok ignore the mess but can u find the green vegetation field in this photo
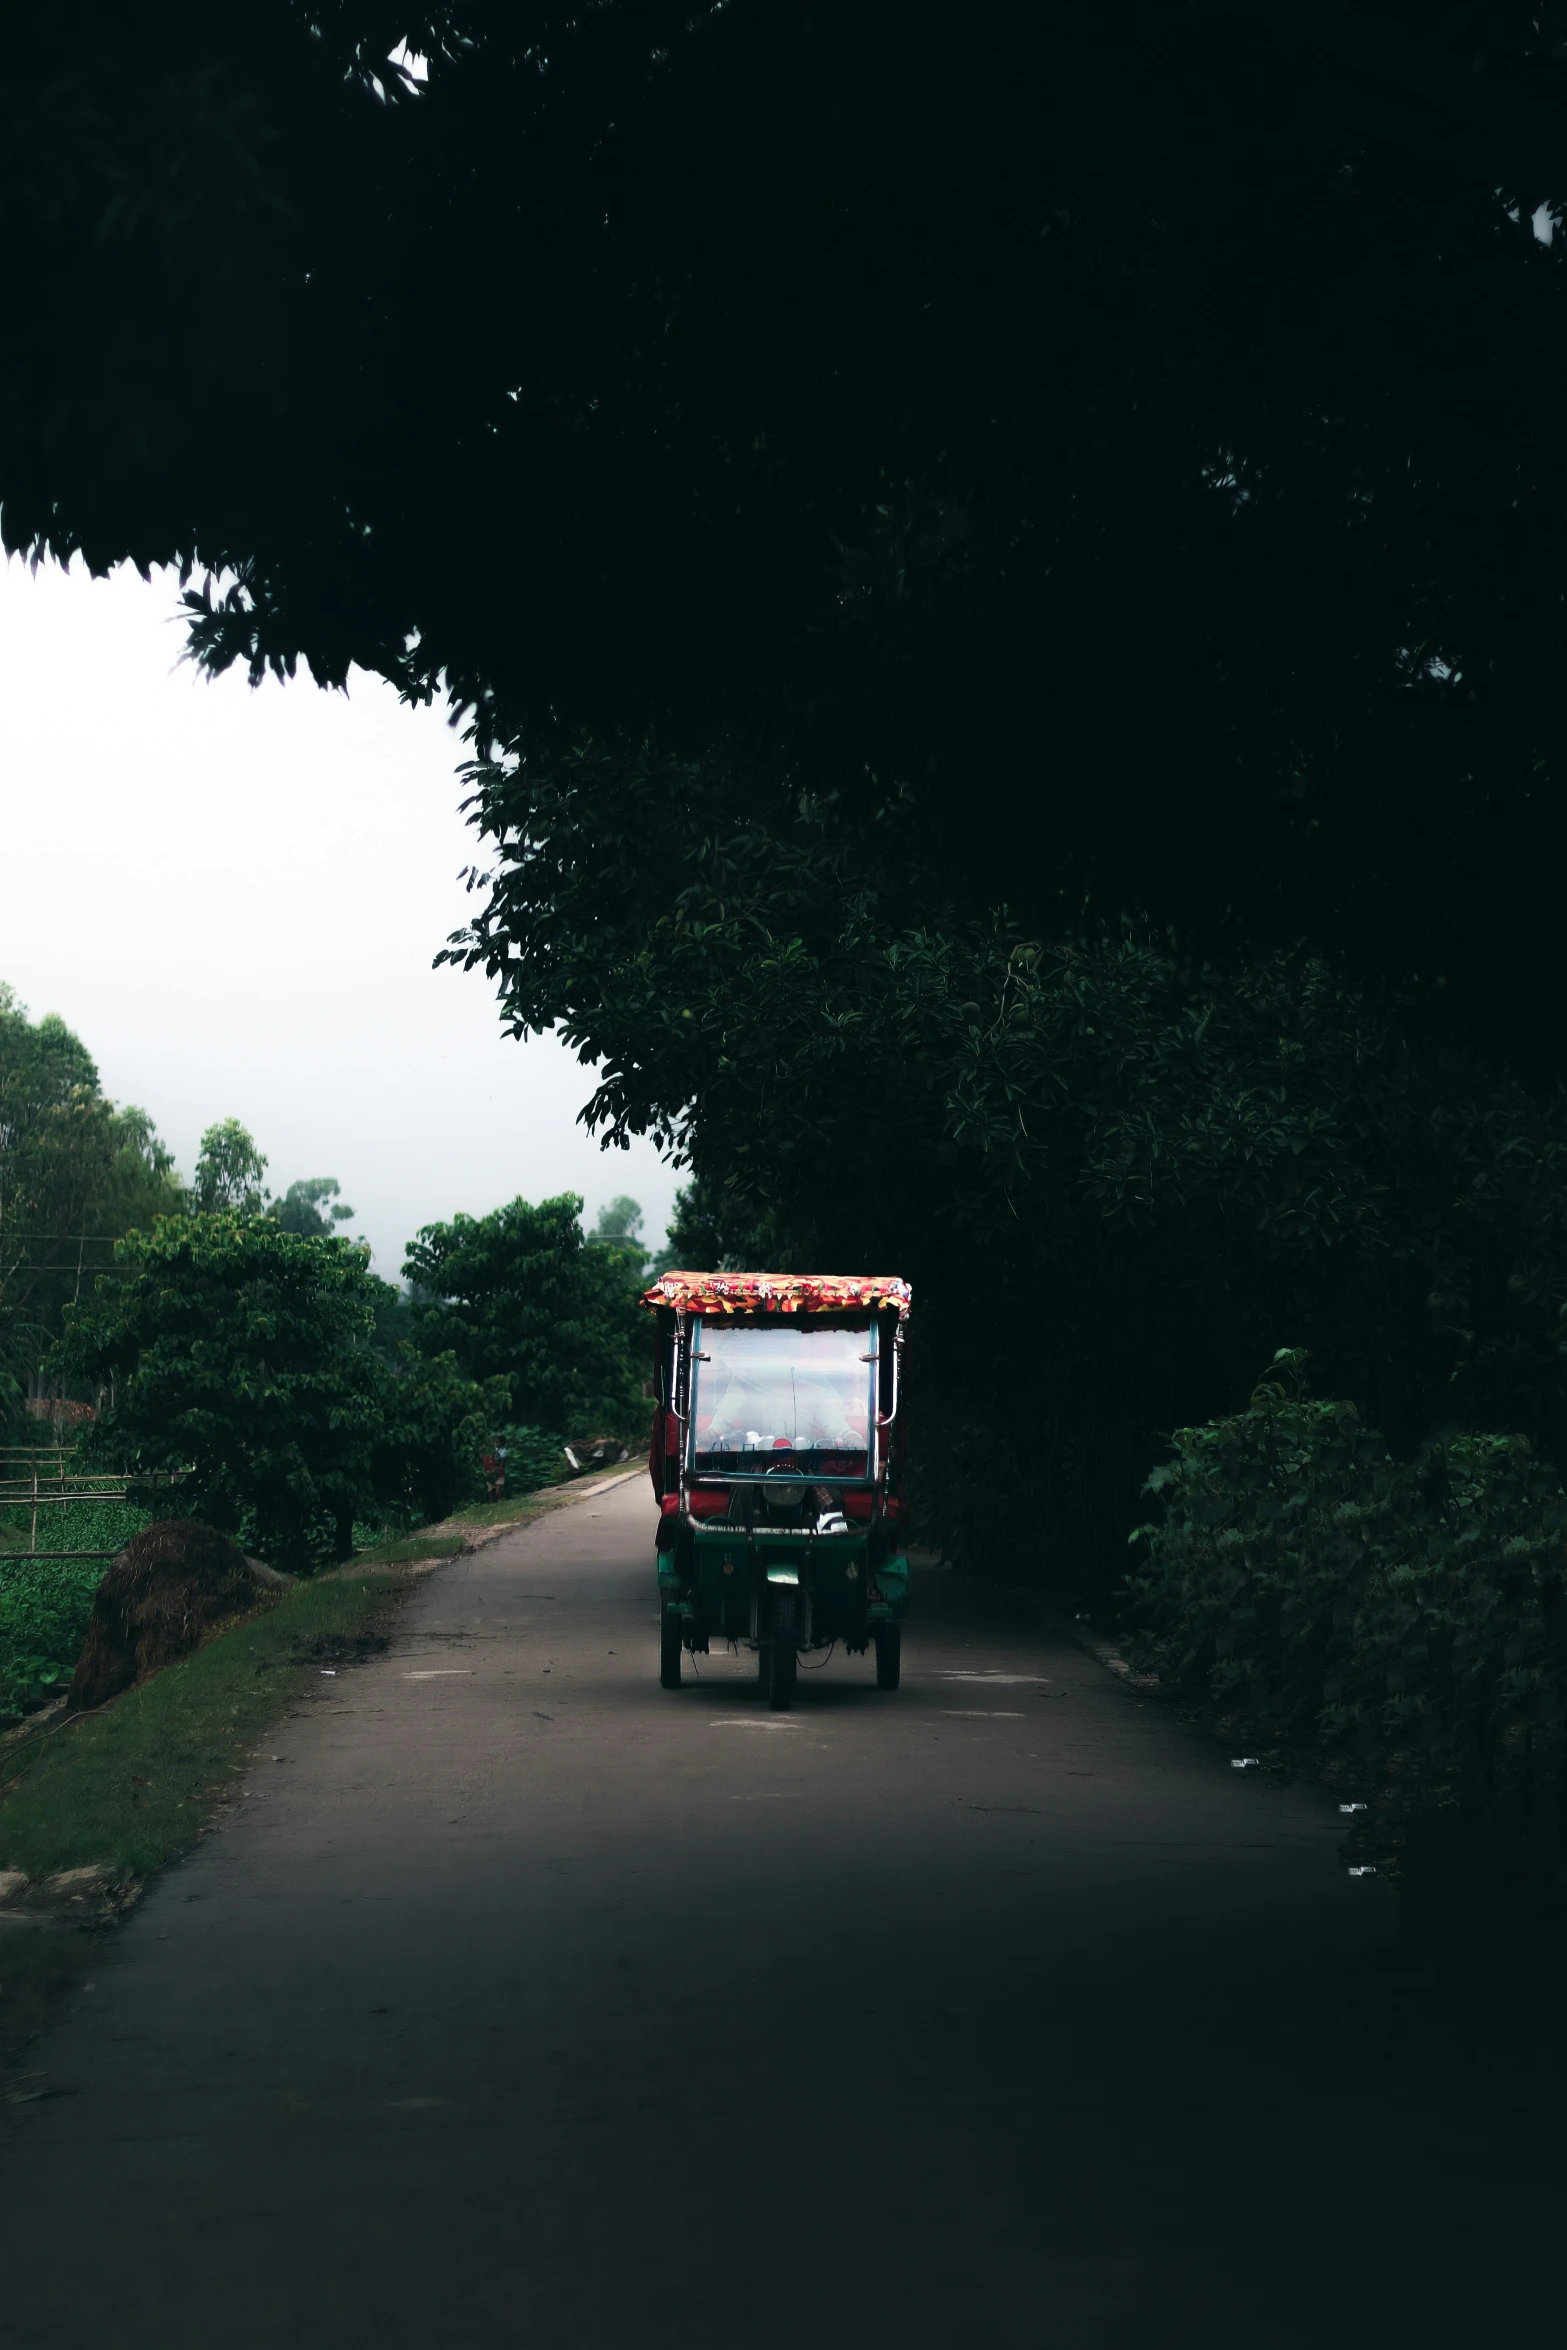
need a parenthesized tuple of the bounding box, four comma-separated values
(0, 1496, 148, 1558)
(0, 1500, 150, 1721)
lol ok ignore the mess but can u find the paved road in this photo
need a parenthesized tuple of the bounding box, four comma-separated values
(3, 1477, 1565, 2346)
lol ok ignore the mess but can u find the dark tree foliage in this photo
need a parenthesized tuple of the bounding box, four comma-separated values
(519, 898, 1567, 1594)
(14, 4, 1567, 1591)
(6, 4, 1567, 1055)
(52, 1217, 506, 1566)
(370, 1344, 511, 1528)
(403, 1194, 645, 1436)
(54, 1216, 389, 1570)
(654, 1180, 738, 1280)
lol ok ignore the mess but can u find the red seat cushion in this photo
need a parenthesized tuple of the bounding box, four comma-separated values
(843, 1493, 874, 1521)
(688, 1489, 729, 1519)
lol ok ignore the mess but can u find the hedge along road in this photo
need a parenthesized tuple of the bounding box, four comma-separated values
(3, 1478, 1566, 2348)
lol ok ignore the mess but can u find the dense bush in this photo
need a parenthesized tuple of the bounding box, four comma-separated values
(369, 1347, 510, 1530)
(495, 1426, 571, 1495)
(1124, 1355, 1567, 1804)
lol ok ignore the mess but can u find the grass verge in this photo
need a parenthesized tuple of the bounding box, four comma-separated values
(349, 1533, 470, 1566)
(347, 1472, 637, 1568)
(347, 1497, 548, 1566)
(445, 1493, 559, 1529)
(0, 1573, 408, 1883)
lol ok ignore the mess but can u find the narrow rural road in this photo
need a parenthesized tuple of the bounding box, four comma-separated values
(4, 1478, 1564, 2346)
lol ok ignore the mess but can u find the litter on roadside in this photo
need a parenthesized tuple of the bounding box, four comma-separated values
(1339, 1801, 1367, 1814)
(320, 1668, 336, 1677)
(1348, 1864, 1378, 1877)
(1231, 1756, 1260, 1769)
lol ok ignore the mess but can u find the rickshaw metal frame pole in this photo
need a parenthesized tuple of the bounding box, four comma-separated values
(877, 1322, 904, 1439)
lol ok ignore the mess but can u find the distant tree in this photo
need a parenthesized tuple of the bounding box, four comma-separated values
(404, 1194, 644, 1436)
(192, 1118, 268, 1216)
(93, 1105, 183, 1236)
(1, 984, 182, 1418)
(592, 1195, 643, 1246)
(590, 1193, 653, 1288)
(275, 1177, 354, 1238)
(648, 1179, 761, 1280)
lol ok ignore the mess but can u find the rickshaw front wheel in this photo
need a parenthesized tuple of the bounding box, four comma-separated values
(659, 1610, 683, 1689)
(874, 1623, 901, 1691)
(767, 1596, 798, 1711)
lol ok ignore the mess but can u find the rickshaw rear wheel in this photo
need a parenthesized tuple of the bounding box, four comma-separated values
(659, 1610, 683, 1689)
(874, 1623, 901, 1690)
(767, 1596, 798, 1711)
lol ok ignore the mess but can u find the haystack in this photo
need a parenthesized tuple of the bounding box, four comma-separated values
(67, 1519, 280, 1712)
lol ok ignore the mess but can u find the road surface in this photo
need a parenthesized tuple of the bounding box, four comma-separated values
(3, 1475, 1564, 2345)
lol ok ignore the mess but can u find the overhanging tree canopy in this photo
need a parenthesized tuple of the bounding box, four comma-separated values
(6, 4, 1567, 1054)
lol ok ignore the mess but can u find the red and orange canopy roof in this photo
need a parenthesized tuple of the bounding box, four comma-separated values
(641, 1271, 912, 1319)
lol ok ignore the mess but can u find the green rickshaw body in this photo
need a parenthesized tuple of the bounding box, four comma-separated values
(640, 1271, 913, 1706)
(678, 1520, 912, 1649)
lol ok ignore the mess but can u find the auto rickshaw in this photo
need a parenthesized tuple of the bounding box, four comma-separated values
(641, 1271, 912, 1709)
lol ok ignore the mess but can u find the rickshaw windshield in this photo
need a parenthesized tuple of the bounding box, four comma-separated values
(688, 1323, 872, 1470)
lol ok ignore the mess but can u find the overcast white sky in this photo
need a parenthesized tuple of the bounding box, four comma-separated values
(0, 557, 680, 1277)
